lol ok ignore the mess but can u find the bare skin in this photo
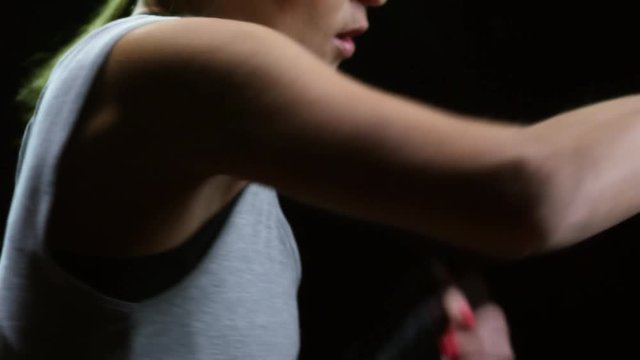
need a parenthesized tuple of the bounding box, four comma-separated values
(47, 1, 640, 262)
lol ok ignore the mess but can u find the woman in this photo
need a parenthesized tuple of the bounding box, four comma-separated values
(2, 0, 639, 358)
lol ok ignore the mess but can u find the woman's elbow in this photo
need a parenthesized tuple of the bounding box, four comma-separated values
(477, 143, 575, 260)
(496, 140, 583, 259)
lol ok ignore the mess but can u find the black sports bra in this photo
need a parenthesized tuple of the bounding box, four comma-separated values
(52, 192, 241, 302)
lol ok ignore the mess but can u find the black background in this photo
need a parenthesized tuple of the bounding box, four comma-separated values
(2, 1, 640, 359)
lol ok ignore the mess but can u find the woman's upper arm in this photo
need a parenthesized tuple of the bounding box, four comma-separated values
(102, 17, 543, 257)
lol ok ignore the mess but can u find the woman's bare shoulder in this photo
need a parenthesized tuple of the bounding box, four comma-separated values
(95, 15, 367, 170)
(109, 16, 320, 84)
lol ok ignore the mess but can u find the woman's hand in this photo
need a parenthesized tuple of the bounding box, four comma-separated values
(439, 287, 514, 360)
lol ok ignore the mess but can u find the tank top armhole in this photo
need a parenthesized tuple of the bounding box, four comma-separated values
(49, 189, 243, 303)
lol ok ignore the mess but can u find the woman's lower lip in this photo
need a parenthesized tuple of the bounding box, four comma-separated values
(333, 36, 356, 58)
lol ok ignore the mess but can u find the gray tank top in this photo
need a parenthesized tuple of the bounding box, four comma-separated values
(0, 15, 302, 359)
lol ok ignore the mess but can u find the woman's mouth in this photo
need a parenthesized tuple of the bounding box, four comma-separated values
(333, 27, 367, 59)
(333, 34, 356, 58)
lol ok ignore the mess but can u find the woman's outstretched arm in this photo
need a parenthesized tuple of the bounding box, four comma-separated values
(89, 17, 639, 258)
